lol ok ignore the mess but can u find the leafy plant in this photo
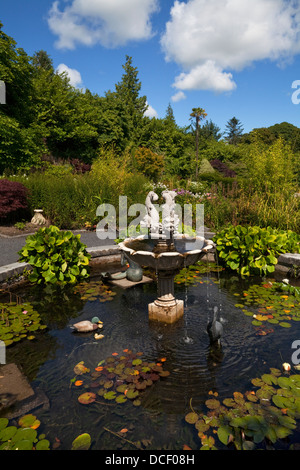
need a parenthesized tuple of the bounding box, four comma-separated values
(214, 225, 300, 276)
(0, 414, 50, 450)
(18, 225, 90, 285)
(185, 368, 300, 450)
(73, 280, 117, 302)
(174, 260, 223, 286)
(71, 350, 170, 408)
(234, 280, 300, 330)
(0, 300, 47, 346)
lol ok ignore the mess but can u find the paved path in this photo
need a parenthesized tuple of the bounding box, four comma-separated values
(0, 230, 115, 267)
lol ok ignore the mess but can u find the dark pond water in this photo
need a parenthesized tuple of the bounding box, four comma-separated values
(2, 265, 300, 450)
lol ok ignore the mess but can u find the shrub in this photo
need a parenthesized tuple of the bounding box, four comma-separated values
(18, 225, 91, 285)
(214, 224, 300, 276)
(133, 147, 164, 181)
(210, 159, 236, 177)
(70, 159, 91, 174)
(0, 178, 29, 222)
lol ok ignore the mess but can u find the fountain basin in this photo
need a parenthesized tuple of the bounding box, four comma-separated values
(119, 234, 215, 324)
(119, 234, 215, 271)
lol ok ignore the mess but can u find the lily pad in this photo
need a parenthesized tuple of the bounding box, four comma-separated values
(71, 433, 91, 450)
(78, 392, 96, 404)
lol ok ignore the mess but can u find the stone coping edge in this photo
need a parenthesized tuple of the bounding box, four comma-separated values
(0, 247, 298, 283)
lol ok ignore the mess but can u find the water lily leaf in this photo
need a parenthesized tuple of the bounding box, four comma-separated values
(279, 322, 291, 328)
(233, 392, 245, 404)
(195, 419, 210, 433)
(132, 399, 141, 406)
(251, 378, 264, 387)
(18, 414, 40, 429)
(115, 394, 127, 403)
(74, 362, 90, 375)
(35, 439, 50, 450)
(159, 370, 170, 377)
(104, 391, 117, 400)
(71, 433, 91, 450)
(261, 374, 278, 386)
(11, 427, 37, 444)
(132, 359, 142, 366)
(185, 412, 199, 424)
(116, 384, 128, 393)
(12, 439, 33, 450)
(205, 399, 221, 410)
(0, 426, 17, 441)
(78, 392, 96, 404)
(277, 376, 292, 390)
(223, 398, 236, 407)
(126, 389, 139, 399)
(272, 394, 292, 409)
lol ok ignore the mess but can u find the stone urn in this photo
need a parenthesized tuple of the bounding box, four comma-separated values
(31, 209, 46, 226)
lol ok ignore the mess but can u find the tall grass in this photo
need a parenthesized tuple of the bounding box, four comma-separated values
(14, 152, 149, 229)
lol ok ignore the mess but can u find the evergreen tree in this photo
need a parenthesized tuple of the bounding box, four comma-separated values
(200, 119, 222, 141)
(114, 55, 148, 148)
(224, 117, 244, 145)
(164, 103, 176, 126)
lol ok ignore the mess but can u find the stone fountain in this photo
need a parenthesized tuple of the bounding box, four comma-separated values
(119, 190, 214, 324)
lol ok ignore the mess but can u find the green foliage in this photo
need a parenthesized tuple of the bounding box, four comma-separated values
(234, 280, 300, 330)
(214, 224, 300, 276)
(73, 350, 170, 408)
(243, 136, 297, 193)
(18, 225, 90, 285)
(198, 158, 215, 174)
(0, 300, 47, 346)
(185, 369, 300, 450)
(133, 147, 164, 181)
(0, 415, 50, 450)
(224, 117, 244, 146)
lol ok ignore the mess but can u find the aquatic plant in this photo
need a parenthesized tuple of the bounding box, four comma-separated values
(71, 350, 170, 408)
(234, 281, 300, 330)
(18, 225, 90, 285)
(73, 280, 117, 303)
(174, 260, 223, 286)
(185, 368, 300, 450)
(0, 414, 50, 450)
(0, 301, 47, 346)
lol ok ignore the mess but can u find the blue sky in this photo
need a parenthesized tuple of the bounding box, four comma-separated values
(2, 0, 300, 134)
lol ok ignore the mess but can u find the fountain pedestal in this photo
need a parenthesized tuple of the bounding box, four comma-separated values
(148, 269, 184, 324)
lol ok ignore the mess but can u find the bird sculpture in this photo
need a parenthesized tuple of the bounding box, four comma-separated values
(207, 306, 223, 346)
(72, 317, 103, 333)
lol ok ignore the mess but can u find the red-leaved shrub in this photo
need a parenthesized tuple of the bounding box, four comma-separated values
(0, 179, 29, 222)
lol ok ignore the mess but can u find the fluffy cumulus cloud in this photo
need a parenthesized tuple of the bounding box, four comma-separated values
(48, 0, 159, 49)
(56, 63, 83, 88)
(161, 0, 300, 93)
(144, 102, 158, 118)
(171, 90, 186, 102)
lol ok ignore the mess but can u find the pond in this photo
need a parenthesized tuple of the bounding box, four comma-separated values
(2, 260, 300, 451)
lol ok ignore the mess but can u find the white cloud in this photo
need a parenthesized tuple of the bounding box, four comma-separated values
(174, 61, 236, 94)
(161, 0, 300, 93)
(48, 0, 159, 49)
(56, 63, 83, 88)
(171, 90, 186, 102)
(144, 102, 158, 118)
